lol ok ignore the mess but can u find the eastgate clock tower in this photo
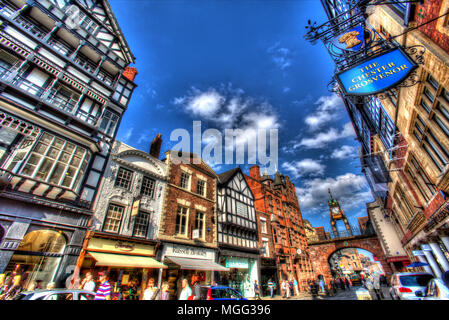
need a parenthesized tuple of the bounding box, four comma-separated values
(328, 189, 352, 238)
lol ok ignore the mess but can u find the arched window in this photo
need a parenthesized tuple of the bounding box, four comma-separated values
(6, 229, 66, 290)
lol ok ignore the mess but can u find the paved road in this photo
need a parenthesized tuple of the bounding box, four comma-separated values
(257, 286, 392, 300)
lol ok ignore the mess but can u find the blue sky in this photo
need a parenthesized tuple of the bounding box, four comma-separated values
(110, 0, 374, 229)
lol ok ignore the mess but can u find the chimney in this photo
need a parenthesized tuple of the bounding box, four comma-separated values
(150, 134, 162, 159)
(122, 66, 138, 82)
(249, 165, 260, 180)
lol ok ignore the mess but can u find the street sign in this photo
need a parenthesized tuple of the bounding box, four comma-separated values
(192, 229, 199, 239)
(336, 47, 417, 96)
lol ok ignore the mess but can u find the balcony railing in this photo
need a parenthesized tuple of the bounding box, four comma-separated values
(74, 56, 97, 75)
(11, 74, 46, 98)
(48, 38, 74, 58)
(75, 108, 99, 126)
(0, 1, 15, 18)
(45, 89, 79, 113)
(13, 15, 48, 40)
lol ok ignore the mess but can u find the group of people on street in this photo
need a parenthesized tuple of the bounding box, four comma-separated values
(77, 271, 205, 300)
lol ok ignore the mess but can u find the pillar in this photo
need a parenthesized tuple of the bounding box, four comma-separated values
(440, 235, 449, 253)
(429, 242, 449, 272)
(421, 245, 442, 278)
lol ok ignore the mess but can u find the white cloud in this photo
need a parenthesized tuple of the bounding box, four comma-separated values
(304, 94, 344, 131)
(283, 87, 291, 93)
(119, 127, 133, 143)
(296, 173, 372, 213)
(267, 42, 293, 71)
(331, 145, 357, 160)
(281, 158, 325, 179)
(180, 89, 224, 118)
(296, 122, 355, 149)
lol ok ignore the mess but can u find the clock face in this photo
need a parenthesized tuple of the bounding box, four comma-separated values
(332, 207, 340, 214)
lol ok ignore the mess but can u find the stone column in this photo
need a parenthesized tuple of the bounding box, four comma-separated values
(429, 242, 449, 272)
(421, 244, 442, 278)
(440, 235, 449, 253)
(417, 255, 434, 276)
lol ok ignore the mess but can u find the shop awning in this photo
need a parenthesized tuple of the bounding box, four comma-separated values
(87, 252, 167, 269)
(165, 256, 229, 271)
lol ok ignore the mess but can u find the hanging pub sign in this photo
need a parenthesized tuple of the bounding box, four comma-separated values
(336, 47, 417, 96)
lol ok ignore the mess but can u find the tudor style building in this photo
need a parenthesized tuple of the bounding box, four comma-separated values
(216, 167, 260, 298)
(245, 165, 313, 292)
(0, 0, 137, 288)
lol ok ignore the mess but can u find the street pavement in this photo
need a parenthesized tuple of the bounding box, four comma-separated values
(253, 286, 392, 300)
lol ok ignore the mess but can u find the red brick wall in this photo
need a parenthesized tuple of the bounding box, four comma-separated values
(161, 161, 216, 243)
(415, 1, 449, 53)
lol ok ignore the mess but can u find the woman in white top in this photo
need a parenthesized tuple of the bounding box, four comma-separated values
(178, 278, 192, 300)
(81, 272, 96, 292)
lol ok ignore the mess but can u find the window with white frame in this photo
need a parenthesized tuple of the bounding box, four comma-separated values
(115, 167, 133, 190)
(262, 239, 269, 257)
(103, 204, 124, 233)
(112, 78, 133, 106)
(99, 109, 119, 136)
(180, 171, 190, 190)
(197, 179, 206, 196)
(195, 211, 205, 240)
(141, 176, 156, 198)
(176, 206, 189, 236)
(12, 132, 90, 190)
(260, 218, 267, 234)
(133, 211, 150, 238)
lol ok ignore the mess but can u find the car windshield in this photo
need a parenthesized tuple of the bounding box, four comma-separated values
(12, 293, 31, 300)
(399, 274, 433, 287)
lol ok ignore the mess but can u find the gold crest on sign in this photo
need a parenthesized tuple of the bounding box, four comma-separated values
(338, 30, 361, 49)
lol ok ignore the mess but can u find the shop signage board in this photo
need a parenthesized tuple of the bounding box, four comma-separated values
(164, 243, 215, 260)
(412, 250, 425, 256)
(87, 238, 155, 256)
(421, 244, 432, 251)
(332, 25, 365, 52)
(226, 257, 249, 269)
(336, 47, 417, 96)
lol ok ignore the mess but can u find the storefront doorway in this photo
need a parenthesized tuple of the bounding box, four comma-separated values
(5, 229, 66, 290)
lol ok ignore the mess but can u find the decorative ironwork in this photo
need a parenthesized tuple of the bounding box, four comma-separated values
(403, 45, 426, 65)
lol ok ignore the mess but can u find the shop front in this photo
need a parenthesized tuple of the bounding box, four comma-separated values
(80, 236, 166, 300)
(216, 250, 260, 298)
(260, 257, 279, 296)
(159, 243, 229, 299)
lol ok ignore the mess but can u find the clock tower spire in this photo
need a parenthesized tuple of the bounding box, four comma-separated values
(328, 189, 352, 238)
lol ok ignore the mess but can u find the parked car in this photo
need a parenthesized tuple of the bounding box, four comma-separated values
(389, 272, 433, 300)
(415, 278, 449, 300)
(12, 289, 95, 300)
(200, 286, 248, 300)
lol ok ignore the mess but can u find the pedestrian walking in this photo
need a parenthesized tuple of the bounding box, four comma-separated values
(293, 278, 299, 296)
(339, 277, 345, 290)
(156, 281, 171, 300)
(143, 277, 159, 300)
(281, 280, 288, 299)
(94, 271, 111, 300)
(80, 272, 96, 292)
(344, 277, 350, 290)
(178, 278, 192, 300)
(318, 278, 325, 293)
(253, 280, 261, 300)
(267, 278, 275, 298)
(372, 272, 384, 300)
(364, 276, 376, 300)
(191, 274, 202, 300)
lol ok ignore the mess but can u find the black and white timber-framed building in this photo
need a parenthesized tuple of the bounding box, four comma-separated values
(216, 167, 260, 298)
(0, 0, 137, 288)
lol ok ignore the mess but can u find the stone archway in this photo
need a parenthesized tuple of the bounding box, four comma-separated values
(309, 236, 393, 285)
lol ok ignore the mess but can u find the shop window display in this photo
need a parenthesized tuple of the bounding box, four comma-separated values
(3, 229, 66, 292)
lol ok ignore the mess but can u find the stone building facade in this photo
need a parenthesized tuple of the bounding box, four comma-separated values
(0, 0, 136, 289)
(72, 138, 167, 293)
(245, 165, 313, 291)
(319, 0, 449, 279)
